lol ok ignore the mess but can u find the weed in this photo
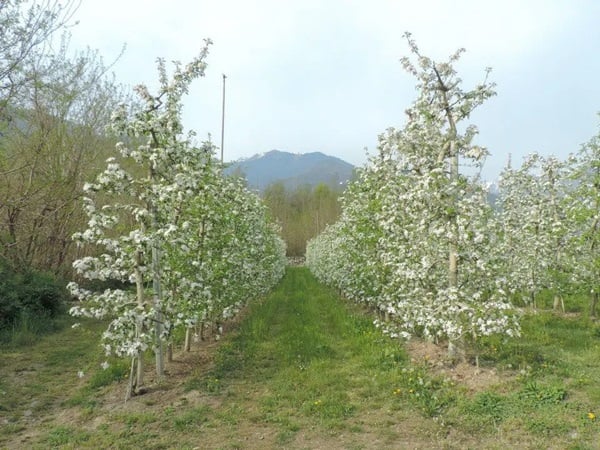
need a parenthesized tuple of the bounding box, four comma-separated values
(396, 366, 456, 417)
(171, 405, 211, 429)
(213, 341, 246, 377)
(275, 429, 296, 445)
(43, 425, 90, 446)
(63, 393, 98, 411)
(120, 411, 158, 427)
(519, 381, 567, 405)
(471, 391, 508, 422)
(88, 360, 129, 389)
(0, 423, 25, 438)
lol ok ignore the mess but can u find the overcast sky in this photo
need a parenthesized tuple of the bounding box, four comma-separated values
(68, 0, 600, 181)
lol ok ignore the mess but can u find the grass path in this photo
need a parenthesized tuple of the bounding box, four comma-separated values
(182, 266, 423, 449)
(2, 267, 600, 449)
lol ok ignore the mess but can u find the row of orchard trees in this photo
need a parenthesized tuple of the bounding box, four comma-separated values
(307, 34, 600, 358)
(497, 149, 600, 315)
(68, 43, 287, 396)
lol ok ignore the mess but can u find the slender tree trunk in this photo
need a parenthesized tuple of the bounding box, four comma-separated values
(553, 295, 565, 312)
(134, 251, 145, 391)
(591, 291, 598, 318)
(149, 163, 164, 379)
(126, 357, 136, 401)
(439, 81, 463, 361)
(448, 140, 459, 290)
(152, 241, 164, 377)
(136, 350, 144, 389)
(184, 327, 192, 352)
(200, 322, 207, 341)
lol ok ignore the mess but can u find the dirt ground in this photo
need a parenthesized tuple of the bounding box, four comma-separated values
(405, 339, 511, 393)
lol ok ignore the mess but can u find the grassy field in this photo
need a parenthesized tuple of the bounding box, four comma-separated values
(1, 267, 600, 449)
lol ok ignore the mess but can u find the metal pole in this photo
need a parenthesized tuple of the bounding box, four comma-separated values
(220, 74, 226, 164)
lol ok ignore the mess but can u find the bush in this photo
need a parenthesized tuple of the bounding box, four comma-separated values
(0, 258, 67, 330)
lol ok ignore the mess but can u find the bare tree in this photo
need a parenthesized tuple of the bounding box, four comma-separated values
(0, 36, 125, 274)
(0, 0, 80, 115)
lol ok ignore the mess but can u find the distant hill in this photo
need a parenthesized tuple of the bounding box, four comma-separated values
(225, 150, 355, 192)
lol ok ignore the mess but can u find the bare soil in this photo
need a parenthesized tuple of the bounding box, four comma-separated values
(405, 339, 511, 393)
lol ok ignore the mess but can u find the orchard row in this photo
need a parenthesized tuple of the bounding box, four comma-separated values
(68, 43, 287, 394)
(307, 34, 599, 356)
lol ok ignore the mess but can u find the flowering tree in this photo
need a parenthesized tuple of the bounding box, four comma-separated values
(567, 124, 600, 316)
(68, 42, 286, 396)
(497, 153, 573, 309)
(308, 34, 520, 359)
(307, 156, 388, 308)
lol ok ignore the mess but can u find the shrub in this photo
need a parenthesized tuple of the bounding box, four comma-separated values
(0, 258, 67, 330)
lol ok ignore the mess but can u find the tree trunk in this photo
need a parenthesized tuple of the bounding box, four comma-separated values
(530, 291, 537, 310)
(591, 291, 598, 318)
(448, 339, 466, 364)
(446, 102, 461, 359)
(126, 357, 136, 401)
(149, 163, 164, 379)
(167, 343, 173, 362)
(136, 350, 144, 389)
(134, 251, 145, 390)
(553, 295, 565, 312)
(152, 241, 164, 378)
(448, 135, 459, 289)
(184, 327, 192, 352)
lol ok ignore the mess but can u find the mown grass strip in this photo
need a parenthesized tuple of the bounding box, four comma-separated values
(202, 267, 418, 428)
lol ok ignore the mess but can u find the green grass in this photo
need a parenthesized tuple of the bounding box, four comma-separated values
(199, 267, 417, 430)
(0, 315, 129, 446)
(42, 425, 92, 447)
(1, 267, 600, 449)
(454, 307, 600, 444)
(0, 311, 72, 346)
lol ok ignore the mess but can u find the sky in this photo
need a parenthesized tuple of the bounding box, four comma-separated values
(68, 0, 600, 181)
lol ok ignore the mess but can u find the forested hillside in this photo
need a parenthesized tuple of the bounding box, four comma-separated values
(225, 149, 355, 192)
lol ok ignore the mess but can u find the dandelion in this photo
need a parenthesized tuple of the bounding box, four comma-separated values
(588, 412, 596, 421)
(314, 400, 322, 406)
(393, 388, 402, 396)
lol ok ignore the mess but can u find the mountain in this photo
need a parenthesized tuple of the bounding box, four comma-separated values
(225, 150, 355, 192)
